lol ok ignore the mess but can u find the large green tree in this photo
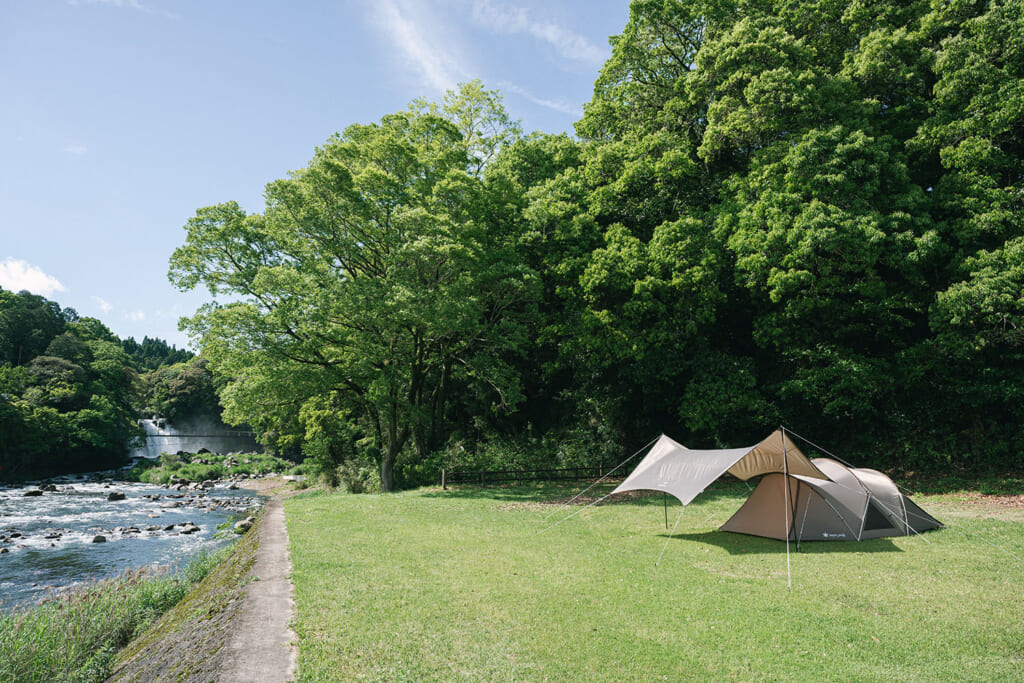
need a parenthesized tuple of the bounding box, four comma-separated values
(529, 0, 1024, 467)
(170, 84, 535, 490)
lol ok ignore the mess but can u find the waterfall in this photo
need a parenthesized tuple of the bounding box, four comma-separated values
(129, 416, 262, 460)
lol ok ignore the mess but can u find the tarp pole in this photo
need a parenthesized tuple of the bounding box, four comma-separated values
(781, 426, 792, 590)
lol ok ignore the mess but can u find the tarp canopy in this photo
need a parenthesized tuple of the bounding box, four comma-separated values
(612, 429, 826, 506)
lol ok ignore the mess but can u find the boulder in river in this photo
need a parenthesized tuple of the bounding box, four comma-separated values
(107, 491, 126, 501)
(23, 490, 43, 497)
(92, 535, 106, 543)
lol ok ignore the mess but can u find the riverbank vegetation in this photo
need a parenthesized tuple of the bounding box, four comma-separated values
(125, 451, 302, 485)
(285, 484, 1024, 681)
(170, 0, 1024, 491)
(0, 547, 227, 683)
(0, 288, 228, 482)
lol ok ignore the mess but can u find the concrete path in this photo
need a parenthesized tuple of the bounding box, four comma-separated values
(217, 497, 297, 682)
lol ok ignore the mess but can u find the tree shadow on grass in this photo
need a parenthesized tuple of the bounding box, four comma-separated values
(421, 480, 752, 507)
(662, 530, 904, 554)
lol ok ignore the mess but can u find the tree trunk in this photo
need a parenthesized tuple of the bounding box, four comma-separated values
(380, 449, 395, 492)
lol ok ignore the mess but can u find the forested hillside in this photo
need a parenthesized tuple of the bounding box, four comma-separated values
(0, 288, 201, 480)
(172, 0, 1023, 490)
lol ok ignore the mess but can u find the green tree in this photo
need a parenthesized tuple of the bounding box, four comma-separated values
(170, 84, 535, 490)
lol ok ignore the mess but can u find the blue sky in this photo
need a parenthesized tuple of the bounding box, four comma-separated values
(0, 0, 630, 349)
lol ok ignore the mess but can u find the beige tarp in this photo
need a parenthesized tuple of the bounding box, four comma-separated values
(612, 430, 826, 506)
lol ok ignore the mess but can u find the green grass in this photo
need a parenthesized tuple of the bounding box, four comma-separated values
(285, 481, 1024, 682)
(125, 451, 298, 484)
(0, 549, 227, 683)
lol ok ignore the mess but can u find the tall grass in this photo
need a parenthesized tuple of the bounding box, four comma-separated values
(0, 549, 226, 683)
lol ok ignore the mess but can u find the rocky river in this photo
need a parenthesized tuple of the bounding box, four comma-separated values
(0, 472, 265, 611)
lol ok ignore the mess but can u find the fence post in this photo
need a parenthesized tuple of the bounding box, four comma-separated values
(442, 469, 446, 490)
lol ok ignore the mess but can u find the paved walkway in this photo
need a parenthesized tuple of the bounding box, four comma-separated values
(217, 497, 297, 682)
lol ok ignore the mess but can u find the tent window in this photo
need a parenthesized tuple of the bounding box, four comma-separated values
(862, 500, 892, 531)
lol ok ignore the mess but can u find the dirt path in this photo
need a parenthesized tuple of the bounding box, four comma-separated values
(216, 497, 297, 682)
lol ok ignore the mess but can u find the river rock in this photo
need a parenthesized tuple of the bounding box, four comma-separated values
(92, 535, 106, 543)
(41, 483, 58, 492)
(0, 547, 8, 553)
(23, 489, 43, 497)
(107, 492, 126, 501)
(180, 523, 200, 535)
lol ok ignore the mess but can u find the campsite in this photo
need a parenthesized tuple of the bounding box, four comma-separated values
(284, 476, 1024, 682)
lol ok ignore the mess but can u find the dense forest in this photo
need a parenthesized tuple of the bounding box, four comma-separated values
(171, 0, 1023, 490)
(0, 288, 214, 481)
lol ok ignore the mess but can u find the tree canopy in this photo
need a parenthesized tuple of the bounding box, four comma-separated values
(171, 2, 1024, 487)
(171, 82, 535, 490)
(0, 287, 199, 481)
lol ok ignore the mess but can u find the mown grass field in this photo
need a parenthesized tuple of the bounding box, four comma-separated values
(285, 481, 1024, 682)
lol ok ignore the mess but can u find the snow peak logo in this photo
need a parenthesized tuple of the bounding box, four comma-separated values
(822, 532, 847, 539)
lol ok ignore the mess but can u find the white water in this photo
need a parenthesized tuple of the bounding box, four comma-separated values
(128, 416, 261, 460)
(0, 476, 265, 610)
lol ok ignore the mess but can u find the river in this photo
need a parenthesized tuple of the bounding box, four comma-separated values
(0, 474, 264, 611)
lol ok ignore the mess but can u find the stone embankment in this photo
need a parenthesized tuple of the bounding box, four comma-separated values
(106, 493, 297, 682)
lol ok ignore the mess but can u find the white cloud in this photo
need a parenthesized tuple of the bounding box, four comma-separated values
(63, 144, 89, 156)
(93, 296, 113, 313)
(67, 0, 180, 20)
(0, 259, 66, 297)
(371, 0, 464, 94)
(470, 1, 608, 65)
(125, 310, 146, 322)
(498, 81, 582, 116)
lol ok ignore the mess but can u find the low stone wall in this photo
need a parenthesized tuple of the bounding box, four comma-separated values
(105, 507, 265, 682)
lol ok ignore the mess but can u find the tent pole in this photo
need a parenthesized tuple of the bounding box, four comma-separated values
(664, 492, 668, 529)
(781, 426, 792, 590)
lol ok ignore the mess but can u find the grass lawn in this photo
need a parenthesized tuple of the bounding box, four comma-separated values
(285, 481, 1024, 682)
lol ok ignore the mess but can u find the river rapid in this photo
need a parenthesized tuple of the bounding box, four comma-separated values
(0, 473, 264, 611)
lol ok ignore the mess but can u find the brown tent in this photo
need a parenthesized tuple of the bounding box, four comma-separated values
(612, 429, 941, 541)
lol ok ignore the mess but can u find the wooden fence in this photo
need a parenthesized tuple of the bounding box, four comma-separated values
(441, 466, 618, 489)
